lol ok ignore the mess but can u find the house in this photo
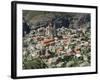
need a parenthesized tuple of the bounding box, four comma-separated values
(41, 38, 55, 46)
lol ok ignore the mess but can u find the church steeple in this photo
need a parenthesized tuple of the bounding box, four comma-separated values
(53, 23, 57, 37)
(45, 22, 53, 38)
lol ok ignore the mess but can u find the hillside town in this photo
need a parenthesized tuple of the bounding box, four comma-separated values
(22, 11, 91, 69)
